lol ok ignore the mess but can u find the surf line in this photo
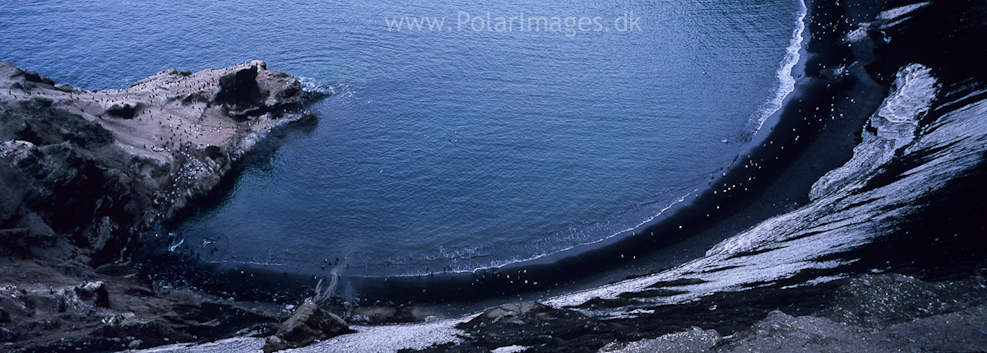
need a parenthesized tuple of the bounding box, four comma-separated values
(748, 0, 808, 135)
(443, 2, 810, 273)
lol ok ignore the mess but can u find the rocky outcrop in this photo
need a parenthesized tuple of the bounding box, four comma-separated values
(0, 259, 283, 351)
(0, 61, 322, 351)
(599, 273, 987, 353)
(0, 60, 319, 263)
(465, 302, 571, 328)
(262, 298, 352, 352)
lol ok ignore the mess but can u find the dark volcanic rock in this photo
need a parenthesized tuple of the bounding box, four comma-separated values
(821, 273, 987, 327)
(213, 60, 309, 120)
(0, 326, 18, 342)
(216, 63, 263, 109)
(17, 69, 55, 86)
(74, 281, 111, 309)
(0, 59, 319, 263)
(0, 60, 321, 351)
(697, 273, 987, 353)
(262, 298, 352, 353)
(2, 0, 987, 351)
(103, 101, 143, 119)
(441, 302, 613, 352)
(599, 327, 721, 353)
(465, 302, 573, 328)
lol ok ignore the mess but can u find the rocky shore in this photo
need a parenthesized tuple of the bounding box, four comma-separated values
(0, 61, 322, 351)
(3, 0, 987, 352)
(130, 271, 987, 353)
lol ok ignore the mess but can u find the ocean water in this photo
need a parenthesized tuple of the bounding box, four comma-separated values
(0, 0, 802, 276)
(551, 60, 987, 310)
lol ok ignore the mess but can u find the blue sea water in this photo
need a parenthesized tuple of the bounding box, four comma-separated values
(0, 0, 802, 276)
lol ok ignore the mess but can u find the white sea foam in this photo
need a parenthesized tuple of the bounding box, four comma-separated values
(748, 0, 807, 133)
(483, 3, 826, 286)
(515, 189, 693, 267)
(297, 76, 336, 95)
(201, 259, 288, 267)
(381, 188, 701, 277)
(547, 64, 987, 312)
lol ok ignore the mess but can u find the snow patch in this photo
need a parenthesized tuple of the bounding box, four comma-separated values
(878, 2, 931, 21)
(845, 25, 870, 43)
(492, 345, 529, 353)
(810, 63, 937, 199)
(546, 65, 987, 314)
(290, 317, 466, 352)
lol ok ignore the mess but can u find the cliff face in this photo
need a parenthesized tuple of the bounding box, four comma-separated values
(0, 61, 321, 350)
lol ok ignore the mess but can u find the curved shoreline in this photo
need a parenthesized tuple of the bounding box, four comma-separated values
(146, 0, 869, 309)
(3, 0, 987, 351)
(138, 1, 987, 351)
(139, 0, 987, 348)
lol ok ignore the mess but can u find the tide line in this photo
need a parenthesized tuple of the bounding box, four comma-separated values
(749, 0, 808, 134)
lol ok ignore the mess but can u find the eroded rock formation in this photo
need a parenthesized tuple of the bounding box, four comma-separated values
(0, 60, 321, 350)
(262, 298, 353, 353)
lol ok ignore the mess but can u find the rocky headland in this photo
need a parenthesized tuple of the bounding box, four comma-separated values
(3, 0, 987, 352)
(0, 60, 323, 351)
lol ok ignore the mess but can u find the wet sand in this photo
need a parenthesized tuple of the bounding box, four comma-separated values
(147, 0, 888, 313)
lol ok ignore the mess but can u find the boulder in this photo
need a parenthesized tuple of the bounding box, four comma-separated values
(215, 63, 263, 109)
(104, 101, 144, 119)
(75, 281, 111, 308)
(21, 70, 55, 86)
(0, 140, 38, 166)
(262, 297, 351, 352)
(466, 302, 562, 327)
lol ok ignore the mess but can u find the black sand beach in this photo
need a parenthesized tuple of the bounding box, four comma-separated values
(142, 0, 882, 308)
(3, 0, 987, 352)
